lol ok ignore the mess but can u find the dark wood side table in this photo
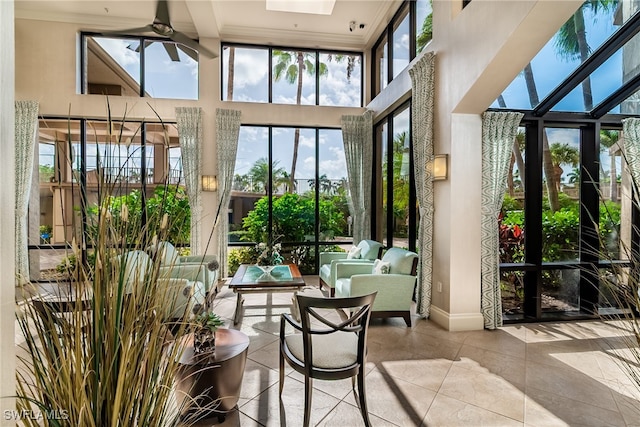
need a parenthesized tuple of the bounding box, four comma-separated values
(174, 328, 250, 422)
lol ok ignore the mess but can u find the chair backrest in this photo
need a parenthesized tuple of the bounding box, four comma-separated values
(381, 247, 418, 275)
(296, 292, 376, 367)
(116, 250, 153, 294)
(357, 240, 383, 260)
(148, 241, 180, 266)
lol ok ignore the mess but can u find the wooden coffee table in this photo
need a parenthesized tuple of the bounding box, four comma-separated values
(228, 264, 305, 325)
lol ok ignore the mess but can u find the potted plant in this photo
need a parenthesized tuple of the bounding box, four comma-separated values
(193, 310, 224, 354)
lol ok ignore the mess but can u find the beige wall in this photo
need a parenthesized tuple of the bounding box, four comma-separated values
(15, 18, 364, 256)
(1, 1, 15, 422)
(368, 0, 582, 330)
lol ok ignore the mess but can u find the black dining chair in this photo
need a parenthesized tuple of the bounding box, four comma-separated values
(279, 292, 376, 427)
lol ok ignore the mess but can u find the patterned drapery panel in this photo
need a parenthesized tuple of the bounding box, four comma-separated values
(481, 111, 524, 329)
(409, 52, 436, 318)
(341, 111, 373, 244)
(623, 118, 640, 194)
(215, 108, 241, 278)
(176, 107, 203, 253)
(15, 100, 39, 282)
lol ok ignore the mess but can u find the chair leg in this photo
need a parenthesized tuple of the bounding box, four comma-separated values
(356, 368, 371, 427)
(403, 312, 411, 327)
(303, 375, 313, 427)
(279, 349, 285, 396)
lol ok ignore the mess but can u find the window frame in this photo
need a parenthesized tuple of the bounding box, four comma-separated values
(220, 42, 363, 107)
(80, 32, 200, 99)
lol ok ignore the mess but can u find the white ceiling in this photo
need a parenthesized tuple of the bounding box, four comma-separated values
(15, 0, 402, 50)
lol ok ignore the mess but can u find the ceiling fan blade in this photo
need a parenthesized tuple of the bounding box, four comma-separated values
(170, 31, 217, 59)
(177, 44, 198, 62)
(163, 42, 180, 62)
(100, 25, 154, 37)
(154, 0, 171, 25)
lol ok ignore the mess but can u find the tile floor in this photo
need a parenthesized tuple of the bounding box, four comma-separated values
(193, 277, 640, 427)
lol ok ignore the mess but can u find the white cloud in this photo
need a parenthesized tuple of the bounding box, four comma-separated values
(300, 134, 315, 148)
(231, 49, 269, 87)
(95, 38, 140, 68)
(546, 128, 580, 147)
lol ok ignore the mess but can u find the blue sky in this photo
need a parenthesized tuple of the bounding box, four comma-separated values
(494, 5, 621, 112)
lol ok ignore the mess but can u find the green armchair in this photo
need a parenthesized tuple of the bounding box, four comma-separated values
(333, 247, 418, 326)
(319, 240, 383, 296)
(147, 241, 219, 295)
(117, 250, 206, 322)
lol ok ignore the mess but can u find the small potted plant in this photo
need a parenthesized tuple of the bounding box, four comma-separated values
(193, 311, 224, 354)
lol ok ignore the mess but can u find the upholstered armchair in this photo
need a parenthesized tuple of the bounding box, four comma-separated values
(333, 247, 418, 326)
(118, 250, 206, 322)
(147, 241, 219, 295)
(319, 240, 383, 296)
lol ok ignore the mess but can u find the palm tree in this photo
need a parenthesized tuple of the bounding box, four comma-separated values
(273, 50, 328, 192)
(550, 142, 580, 191)
(553, 0, 617, 110)
(249, 158, 286, 195)
(600, 129, 620, 201)
(498, 95, 526, 197)
(523, 62, 561, 211)
(226, 46, 235, 100)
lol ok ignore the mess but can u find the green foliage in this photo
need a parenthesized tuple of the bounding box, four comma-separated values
(502, 195, 523, 212)
(542, 207, 580, 261)
(39, 164, 55, 182)
(86, 186, 190, 245)
(242, 193, 346, 243)
(195, 311, 224, 332)
(56, 251, 96, 276)
(227, 247, 260, 275)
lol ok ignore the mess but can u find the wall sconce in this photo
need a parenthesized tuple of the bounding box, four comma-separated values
(432, 154, 448, 181)
(202, 175, 218, 192)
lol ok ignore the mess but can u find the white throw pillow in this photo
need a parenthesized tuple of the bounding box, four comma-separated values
(372, 259, 390, 274)
(346, 246, 362, 259)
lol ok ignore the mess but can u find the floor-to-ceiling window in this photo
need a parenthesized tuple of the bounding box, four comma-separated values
(228, 125, 349, 274)
(500, 120, 634, 321)
(494, 0, 640, 322)
(374, 102, 417, 250)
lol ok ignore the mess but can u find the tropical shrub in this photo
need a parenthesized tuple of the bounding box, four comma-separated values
(242, 193, 346, 243)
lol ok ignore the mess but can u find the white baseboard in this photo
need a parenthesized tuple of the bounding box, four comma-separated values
(429, 305, 484, 331)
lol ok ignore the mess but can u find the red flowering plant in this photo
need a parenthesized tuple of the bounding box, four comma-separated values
(499, 211, 524, 264)
(499, 211, 525, 314)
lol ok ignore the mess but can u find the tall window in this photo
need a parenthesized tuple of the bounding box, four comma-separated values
(82, 33, 199, 100)
(222, 43, 362, 107)
(373, 0, 433, 97)
(375, 103, 416, 250)
(229, 125, 349, 274)
(500, 121, 635, 321)
(28, 118, 184, 282)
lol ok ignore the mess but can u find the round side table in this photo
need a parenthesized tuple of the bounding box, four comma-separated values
(175, 328, 250, 422)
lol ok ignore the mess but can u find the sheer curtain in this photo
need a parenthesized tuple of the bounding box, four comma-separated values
(481, 111, 523, 329)
(409, 52, 436, 318)
(215, 108, 241, 278)
(176, 107, 203, 253)
(15, 100, 39, 282)
(341, 111, 373, 243)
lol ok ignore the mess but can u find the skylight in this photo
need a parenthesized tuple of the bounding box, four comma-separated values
(266, 0, 336, 15)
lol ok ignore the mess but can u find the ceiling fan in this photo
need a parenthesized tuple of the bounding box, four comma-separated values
(102, 0, 217, 62)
